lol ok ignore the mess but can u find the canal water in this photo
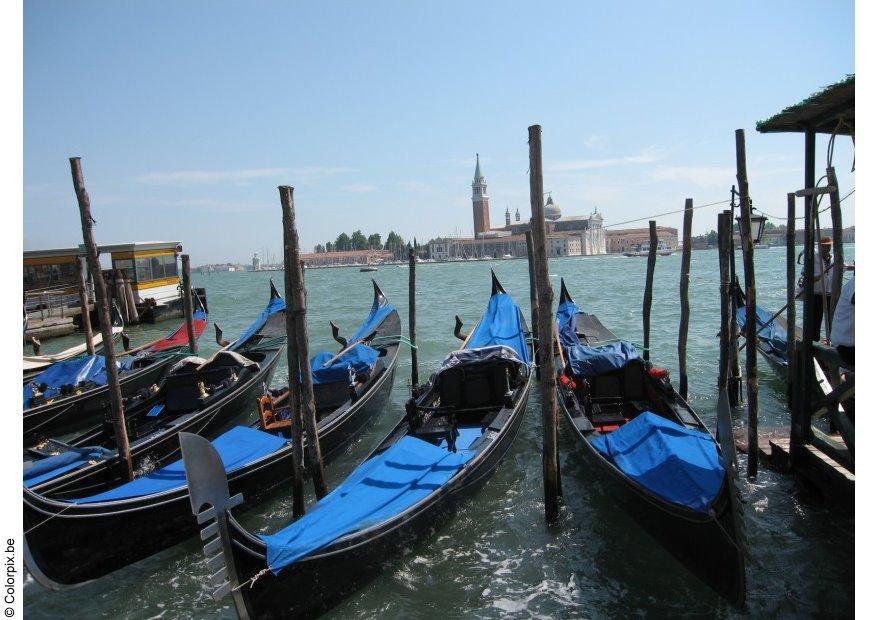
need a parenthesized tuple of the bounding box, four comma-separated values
(24, 248, 854, 618)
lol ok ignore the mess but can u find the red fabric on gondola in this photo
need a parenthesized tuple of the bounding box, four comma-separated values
(146, 313, 207, 353)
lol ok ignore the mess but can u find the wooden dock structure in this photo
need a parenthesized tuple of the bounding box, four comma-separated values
(748, 75, 855, 509)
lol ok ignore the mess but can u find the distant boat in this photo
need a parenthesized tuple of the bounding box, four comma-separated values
(623, 242, 674, 257)
(360, 266, 378, 272)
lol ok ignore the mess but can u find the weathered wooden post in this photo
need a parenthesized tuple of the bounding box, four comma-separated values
(678, 199, 693, 400)
(785, 193, 797, 409)
(525, 230, 540, 380)
(826, 166, 844, 324)
(70, 157, 133, 482)
(114, 271, 129, 324)
(280, 185, 328, 500)
(735, 129, 759, 478)
(642, 220, 658, 362)
(717, 213, 731, 392)
(181, 254, 198, 355)
(124, 276, 139, 324)
(75, 256, 95, 355)
(281, 209, 306, 518)
(408, 244, 419, 390)
(725, 201, 742, 407)
(528, 125, 560, 523)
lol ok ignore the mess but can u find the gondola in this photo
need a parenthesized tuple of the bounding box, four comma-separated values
(23, 281, 285, 500)
(23, 281, 400, 588)
(554, 279, 746, 606)
(23, 304, 125, 381)
(178, 271, 532, 618)
(733, 286, 794, 376)
(23, 298, 209, 447)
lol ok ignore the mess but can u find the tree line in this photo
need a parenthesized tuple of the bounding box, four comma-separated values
(313, 230, 407, 255)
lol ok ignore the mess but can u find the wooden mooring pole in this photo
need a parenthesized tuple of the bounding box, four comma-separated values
(524, 230, 540, 380)
(70, 157, 133, 482)
(528, 125, 560, 523)
(76, 256, 96, 355)
(786, 194, 797, 408)
(280, 185, 328, 501)
(735, 129, 759, 478)
(726, 201, 743, 408)
(642, 221, 657, 363)
(826, 166, 844, 324)
(678, 199, 693, 401)
(181, 254, 198, 355)
(717, 212, 731, 392)
(408, 244, 419, 390)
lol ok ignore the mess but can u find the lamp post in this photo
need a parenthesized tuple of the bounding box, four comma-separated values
(736, 204, 768, 245)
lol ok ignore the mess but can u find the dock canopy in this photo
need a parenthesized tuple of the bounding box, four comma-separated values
(756, 75, 854, 135)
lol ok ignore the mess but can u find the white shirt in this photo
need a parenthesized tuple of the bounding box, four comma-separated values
(830, 276, 854, 347)
(796, 253, 833, 295)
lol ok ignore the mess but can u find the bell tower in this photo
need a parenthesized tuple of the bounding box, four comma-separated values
(472, 154, 490, 236)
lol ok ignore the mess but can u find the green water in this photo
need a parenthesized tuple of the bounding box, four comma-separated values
(24, 248, 854, 618)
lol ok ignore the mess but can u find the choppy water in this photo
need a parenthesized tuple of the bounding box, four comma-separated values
(24, 248, 854, 618)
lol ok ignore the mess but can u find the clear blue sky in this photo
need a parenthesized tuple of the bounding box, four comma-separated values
(24, 1, 855, 264)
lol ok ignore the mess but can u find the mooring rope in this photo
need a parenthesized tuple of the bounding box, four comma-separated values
(603, 199, 731, 229)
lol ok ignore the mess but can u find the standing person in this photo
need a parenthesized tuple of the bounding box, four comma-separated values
(797, 237, 834, 341)
(830, 275, 854, 368)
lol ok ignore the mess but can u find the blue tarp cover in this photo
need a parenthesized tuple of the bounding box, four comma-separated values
(311, 345, 380, 385)
(72, 426, 287, 504)
(262, 433, 478, 573)
(466, 293, 530, 363)
(308, 296, 394, 384)
(230, 294, 286, 351)
(24, 355, 137, 408)
(591, 412, 725, 513)
(24, 446, 112, 488)
(737, 305, 788, 364)
(556, 299, 582, 347)
(350, 297, 395, 343)
(565, 341, 640, 377)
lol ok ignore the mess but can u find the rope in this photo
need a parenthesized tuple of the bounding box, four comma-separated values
(246, 336, 288, 352)
(603, 199, 731, 229)
(24, 502, 77, 535)
(754, 188, 854, 221)
(370, 334, 417, 349)
(232, 567, 270, 592)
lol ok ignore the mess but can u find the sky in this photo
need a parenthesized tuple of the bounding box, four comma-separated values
(23, 1, 855, 264)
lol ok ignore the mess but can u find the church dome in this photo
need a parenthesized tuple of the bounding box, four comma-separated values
(544, 195, 562, 221)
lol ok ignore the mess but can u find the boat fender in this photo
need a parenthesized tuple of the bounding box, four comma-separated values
(648, 367, 669, 380)
(559, 374, 577, 390)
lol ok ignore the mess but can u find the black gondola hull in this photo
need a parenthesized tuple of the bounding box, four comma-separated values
(23, 352, 184, 447)
(559, 394, 746, 606)
(226, 378, 531, 619)
(28, 348, 282, 499)
(23, 355, 396, 587)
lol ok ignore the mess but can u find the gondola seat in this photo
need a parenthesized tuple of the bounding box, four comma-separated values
(438, 361, 514, 410)
(163, 352, 260, 413)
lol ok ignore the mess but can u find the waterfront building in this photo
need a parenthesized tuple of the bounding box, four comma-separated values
(606, 227, 679, 253)
(300, 249, 393, 268)
(252, 252, 262, 271)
